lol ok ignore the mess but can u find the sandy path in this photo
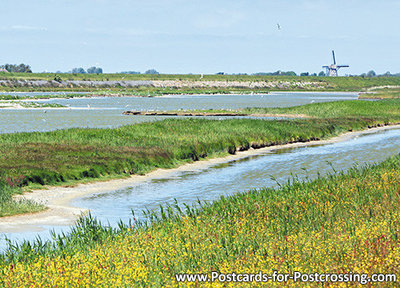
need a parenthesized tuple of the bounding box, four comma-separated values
(1, 124, 400, 232)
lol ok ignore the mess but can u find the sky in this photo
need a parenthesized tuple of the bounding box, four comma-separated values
(1, 0, 399, 75)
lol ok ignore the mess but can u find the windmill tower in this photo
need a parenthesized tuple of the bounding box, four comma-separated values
(322, 50, 349, 76)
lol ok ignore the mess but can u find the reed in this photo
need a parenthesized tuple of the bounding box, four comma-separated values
(0, 180, 44, 217)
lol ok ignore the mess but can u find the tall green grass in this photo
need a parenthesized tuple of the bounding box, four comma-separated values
(0, 117, 384, 189)
(0, 180, 44, 217)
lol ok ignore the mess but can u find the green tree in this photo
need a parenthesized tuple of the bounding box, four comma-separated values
(87, 66, 103, 74)
(0, 63, 32, 73)
(145, 69, 159, 74)
(71, 67, 86, 74)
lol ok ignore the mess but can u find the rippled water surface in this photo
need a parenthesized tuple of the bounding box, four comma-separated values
(1, 127, 399, 250)
(0, 92, 358, 133)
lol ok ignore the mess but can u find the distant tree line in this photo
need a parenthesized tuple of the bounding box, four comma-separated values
(227, 70, 400, 78)
(253, 71, 297, 76)
(119, 69, 160, 75)
(0, 63, 32, 73)
(70, 66, 103, 74)
(64, 68, 161, 75)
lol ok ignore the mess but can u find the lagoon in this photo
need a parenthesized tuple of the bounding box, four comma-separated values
(0, 92, 357, 133)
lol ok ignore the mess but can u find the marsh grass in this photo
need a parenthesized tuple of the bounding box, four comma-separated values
(18, 102, 65, 108)
(0, 116, 383, 189)
(0, 180, 44, 217)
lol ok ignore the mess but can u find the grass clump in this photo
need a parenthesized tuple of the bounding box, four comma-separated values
(19, 102, 65, 108)
(0, 95, 21, 100)
(0, 179, 44, 217)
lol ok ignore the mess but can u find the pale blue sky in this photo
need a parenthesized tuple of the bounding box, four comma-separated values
(1, 0, 399, 74)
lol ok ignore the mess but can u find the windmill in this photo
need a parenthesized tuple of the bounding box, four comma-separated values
(322, 50, 349, 76)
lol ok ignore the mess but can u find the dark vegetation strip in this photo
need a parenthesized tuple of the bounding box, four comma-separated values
(0, 93, 87, 100)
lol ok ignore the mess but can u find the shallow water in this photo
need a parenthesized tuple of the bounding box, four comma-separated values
(1, 127, 399, 251)
(0, 92, 357, 133)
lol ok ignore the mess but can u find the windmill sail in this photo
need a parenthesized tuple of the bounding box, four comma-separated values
(322, 50, 349, 76)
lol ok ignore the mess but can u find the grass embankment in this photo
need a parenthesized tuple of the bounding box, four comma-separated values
(359, 88, 400, 99)
(1, 150, 400, 286)
(2, 72, 400, 92)
(0, 72, 400, 86)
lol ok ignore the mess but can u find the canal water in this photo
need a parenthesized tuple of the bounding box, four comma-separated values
(0, 92, 357, 133)
(1, 126, 399, 251)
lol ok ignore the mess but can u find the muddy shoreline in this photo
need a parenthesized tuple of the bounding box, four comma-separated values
(122, 110, 311, 118)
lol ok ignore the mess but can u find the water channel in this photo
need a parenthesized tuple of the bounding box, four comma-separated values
(1, 126, 399, 251)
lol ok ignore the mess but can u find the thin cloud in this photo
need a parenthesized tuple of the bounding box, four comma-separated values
(10, 25, 48, 31)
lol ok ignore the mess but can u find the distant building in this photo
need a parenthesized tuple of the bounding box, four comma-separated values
(322, 50, 349, 77)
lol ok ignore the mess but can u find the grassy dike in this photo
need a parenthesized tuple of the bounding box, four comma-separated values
(1, 99, 400, 217)
(1, 146, 400, 286)
(2, 72, 400, 92)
